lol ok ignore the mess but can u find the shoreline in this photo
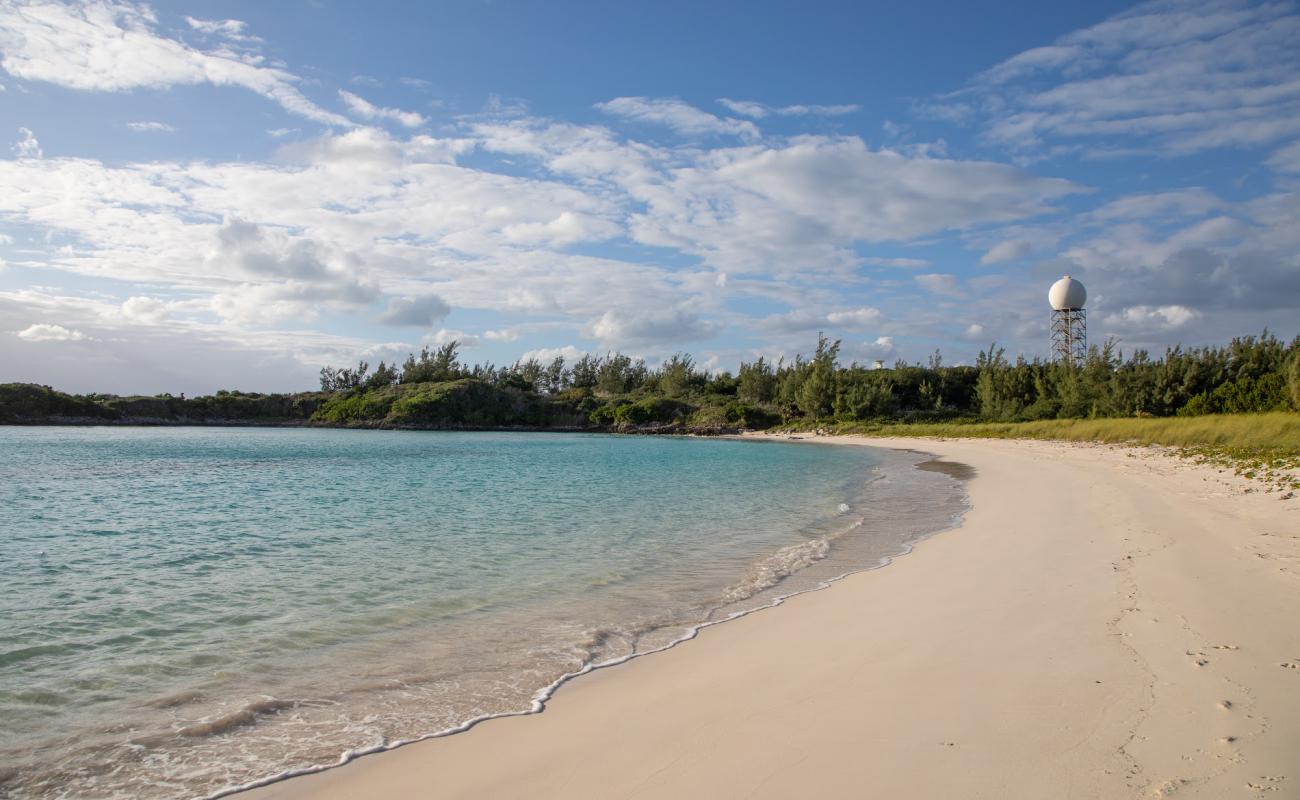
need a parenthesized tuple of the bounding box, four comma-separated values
(241, 435, 1299, 799)
(209, 439, 963, 799)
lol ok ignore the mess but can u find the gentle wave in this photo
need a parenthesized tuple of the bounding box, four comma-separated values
(209, 461, 970, 800)
(209, 498, 965, 800)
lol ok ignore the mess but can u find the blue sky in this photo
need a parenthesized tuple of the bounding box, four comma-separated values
(1, 0, 1298, 394)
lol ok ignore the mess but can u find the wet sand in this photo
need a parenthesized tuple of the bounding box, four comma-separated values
(242, 436, 1300, 799)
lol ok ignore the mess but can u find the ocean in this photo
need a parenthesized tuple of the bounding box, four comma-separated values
(0, 427, 967, 799)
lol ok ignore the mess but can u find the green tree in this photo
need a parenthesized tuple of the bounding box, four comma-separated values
(797, 334, 840, 419)
(737, 357, 777, 403)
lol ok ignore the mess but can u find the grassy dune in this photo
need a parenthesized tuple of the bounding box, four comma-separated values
(796, 412, 1300, 490)
(846, 413, 1300, 452)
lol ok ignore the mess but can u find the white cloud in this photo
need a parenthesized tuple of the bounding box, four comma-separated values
(119, 295, 169, 323)
(483, 328, 519, 342)
(126, 120, 174, 133)
(1267, 139, 1300, 173)
(184, 15, 260, 44)
(268, 127, 298, 138)
(16, 322, 89, 341)
(760, 306, 882, 333)
(0, 1, 350, 126)
(585, 306, 720, 346)
(501, 211, 620, 246)
(826, 307, 882, 328)
(957, 0, 1300, 156)
(424, 327, 478, 347)
(377, 295, 451, 328)
(338, 90, 426, 128)
(617, 135, 1080, 274)
(520, 345, 582, 363)
(0, 289, 371, 394)
(1105, 304, 1199, 331)
(915, 273, 960, 296)
(861, 256, 929, 268)
(0, 113, 1095, 386)
(964, 323, 986, 339)
(595, 97, 759, 139)
(717, 98, 860, 119)
(1082, 188, 1223, 225)
(848, 336, 896, 362)
(12, 126, 41, 158)
(979, 239, 1032, 264)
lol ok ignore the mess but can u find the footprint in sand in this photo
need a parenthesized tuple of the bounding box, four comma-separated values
(1218, 700, 1234, 711)
(1211, 644, 1239, 651)
(1280, 660, 1300, 670)
(1246, 775, 1286, 793)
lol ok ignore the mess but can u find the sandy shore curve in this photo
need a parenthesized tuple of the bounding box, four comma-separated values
(242, 436, 1299, 799)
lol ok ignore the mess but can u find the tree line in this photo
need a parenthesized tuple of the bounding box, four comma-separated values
(318, 331, 1300, 425)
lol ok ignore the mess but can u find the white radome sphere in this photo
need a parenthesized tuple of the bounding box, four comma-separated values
(1048, 275, 1087, 310)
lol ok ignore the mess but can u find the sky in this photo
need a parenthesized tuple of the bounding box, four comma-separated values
(1, 0, 1298, 395)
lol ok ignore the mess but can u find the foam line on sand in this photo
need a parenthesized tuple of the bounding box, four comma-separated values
(242, 436, 1300, 800)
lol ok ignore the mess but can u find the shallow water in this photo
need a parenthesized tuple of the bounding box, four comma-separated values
(0, 428, 966, 799)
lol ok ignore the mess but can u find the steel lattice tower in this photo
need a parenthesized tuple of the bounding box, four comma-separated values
(1051, 307, 1087, 366)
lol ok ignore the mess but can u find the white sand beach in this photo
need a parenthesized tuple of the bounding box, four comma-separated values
(242, 436, 1300, 799)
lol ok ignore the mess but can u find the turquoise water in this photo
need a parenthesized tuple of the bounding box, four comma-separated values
(0, 428, 966, 799)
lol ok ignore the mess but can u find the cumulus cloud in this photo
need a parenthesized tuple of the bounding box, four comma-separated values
(0, 111, 1097, 385)
(12, 126, 41, 158)
(206, 219, 378, 319)
(16, 322, 89, 341)
(584, 307, 720, 346)
(501, 211, 620, 246)
(0, 1, 349, 126)
(377, 294, 451, 327)
(184, 15, 261, 44)
(338, 90, 426, 128)
(1104, 304, 1199, 333)
(119, 295, 169, 323)
(595, 97, 759, 139)
(520, 345, 583, 363)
